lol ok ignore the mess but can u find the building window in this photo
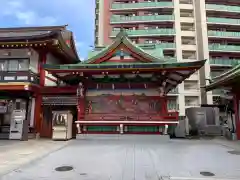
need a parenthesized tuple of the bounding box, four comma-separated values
(0, 61, 7, 71)
(0, 59, 29, 71)
(180, 9, 194, 18)
(181, 23, 195, 31)
(181, 36, 196, 45)
(8, 60, 18, 71)
(182, 51, 196, 60)
(18, 59, 29, 71)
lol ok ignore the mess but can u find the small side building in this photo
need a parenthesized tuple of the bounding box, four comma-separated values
(205, 64, 240, 140)
(0, 25, 79, 140)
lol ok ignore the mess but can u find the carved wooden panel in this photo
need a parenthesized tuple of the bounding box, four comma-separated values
(85, 94, 161, 115)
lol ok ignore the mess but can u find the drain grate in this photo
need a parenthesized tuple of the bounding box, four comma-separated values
(228, 150, 240, 155)
(200, 171, 215, 177)
(55, 166, 73, 172)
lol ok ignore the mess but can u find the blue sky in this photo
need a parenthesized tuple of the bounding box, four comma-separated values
(0, 0, 95, 60)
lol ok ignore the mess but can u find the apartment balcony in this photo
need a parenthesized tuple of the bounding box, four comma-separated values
(184, 88, 200, 95)
(110, 28, 175, 37)
(111, 1, 174, 11)
(208, 31, 240, 39)
(137, 43, 176, 50)
(206, 4, 240, 13)
(207, 17, 240, 26)
(209, 59, 240, 67)
(209, 44, 240, 52)
(0, 70, 39, 84)
(168, 88, 178, 95)
(110, 15, 174, 24)
(167, 103, 179, 111)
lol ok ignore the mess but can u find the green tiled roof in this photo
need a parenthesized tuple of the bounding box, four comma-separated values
(205, 64, 240, 91)
(88, 43, 165, 61)
(44, 59, 206, 70)
(85, 29, 166, 63)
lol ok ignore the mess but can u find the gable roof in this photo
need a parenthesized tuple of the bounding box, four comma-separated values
(85, 29, 166, 64)
(0, 25, 79, 63)
(205, 65, 240, 91)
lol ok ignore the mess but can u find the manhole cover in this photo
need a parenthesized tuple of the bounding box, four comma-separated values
(228, 150, 240, 155)
(200, 171, 215, 176)
(55, 166, 73, 172)
(80, 173, 87, 176)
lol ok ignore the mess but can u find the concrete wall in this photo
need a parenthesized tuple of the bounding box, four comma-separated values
(194, 0, 213, 105)
(96, 0, 105, 46)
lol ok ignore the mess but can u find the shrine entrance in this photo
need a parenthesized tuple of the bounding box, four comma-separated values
(41, 96, 78, 138)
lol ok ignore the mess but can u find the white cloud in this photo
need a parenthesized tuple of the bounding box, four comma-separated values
(1, 0, 57, 25)
(15, 11, 57, 25)
(0, 0, 95, 59)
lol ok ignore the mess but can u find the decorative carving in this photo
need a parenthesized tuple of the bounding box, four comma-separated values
(85, 94, 160, 115)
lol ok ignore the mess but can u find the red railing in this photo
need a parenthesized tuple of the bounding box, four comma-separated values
(79, 112, 179, 122)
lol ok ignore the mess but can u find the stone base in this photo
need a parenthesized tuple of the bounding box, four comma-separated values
(76, 134, 170, 142)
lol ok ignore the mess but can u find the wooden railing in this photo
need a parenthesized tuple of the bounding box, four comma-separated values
(0, 70, 39, 84)
(78, 112, 179, 123)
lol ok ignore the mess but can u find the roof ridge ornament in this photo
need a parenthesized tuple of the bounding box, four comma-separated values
(116, 27, 128, 40)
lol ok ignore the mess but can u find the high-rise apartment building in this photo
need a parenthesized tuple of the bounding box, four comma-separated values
(94, 0, 240, 117)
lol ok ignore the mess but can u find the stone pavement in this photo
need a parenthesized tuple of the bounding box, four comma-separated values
(1, 135, 240, 180)
(0, 139, 69, 177)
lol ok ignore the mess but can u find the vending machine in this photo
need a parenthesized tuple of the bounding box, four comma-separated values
(52, 111, 73, 140)
(9, 109, 26, 140)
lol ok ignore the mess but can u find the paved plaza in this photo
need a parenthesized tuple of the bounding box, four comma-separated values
(1, 135, 240, 180)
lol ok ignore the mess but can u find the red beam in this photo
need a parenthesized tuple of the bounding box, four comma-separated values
(0, 84, 38, 92)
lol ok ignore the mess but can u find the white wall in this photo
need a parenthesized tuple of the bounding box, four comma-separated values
(29, 49, 39, 73)
(44, 53, 59, 86)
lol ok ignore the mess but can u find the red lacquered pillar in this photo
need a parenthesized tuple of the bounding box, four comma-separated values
(34, 51, 46, 135)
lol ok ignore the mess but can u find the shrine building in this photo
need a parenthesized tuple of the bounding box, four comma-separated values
(205, 65, 240, 140)
(41, 29, 206, 138)
(0, 26, 206, 140)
